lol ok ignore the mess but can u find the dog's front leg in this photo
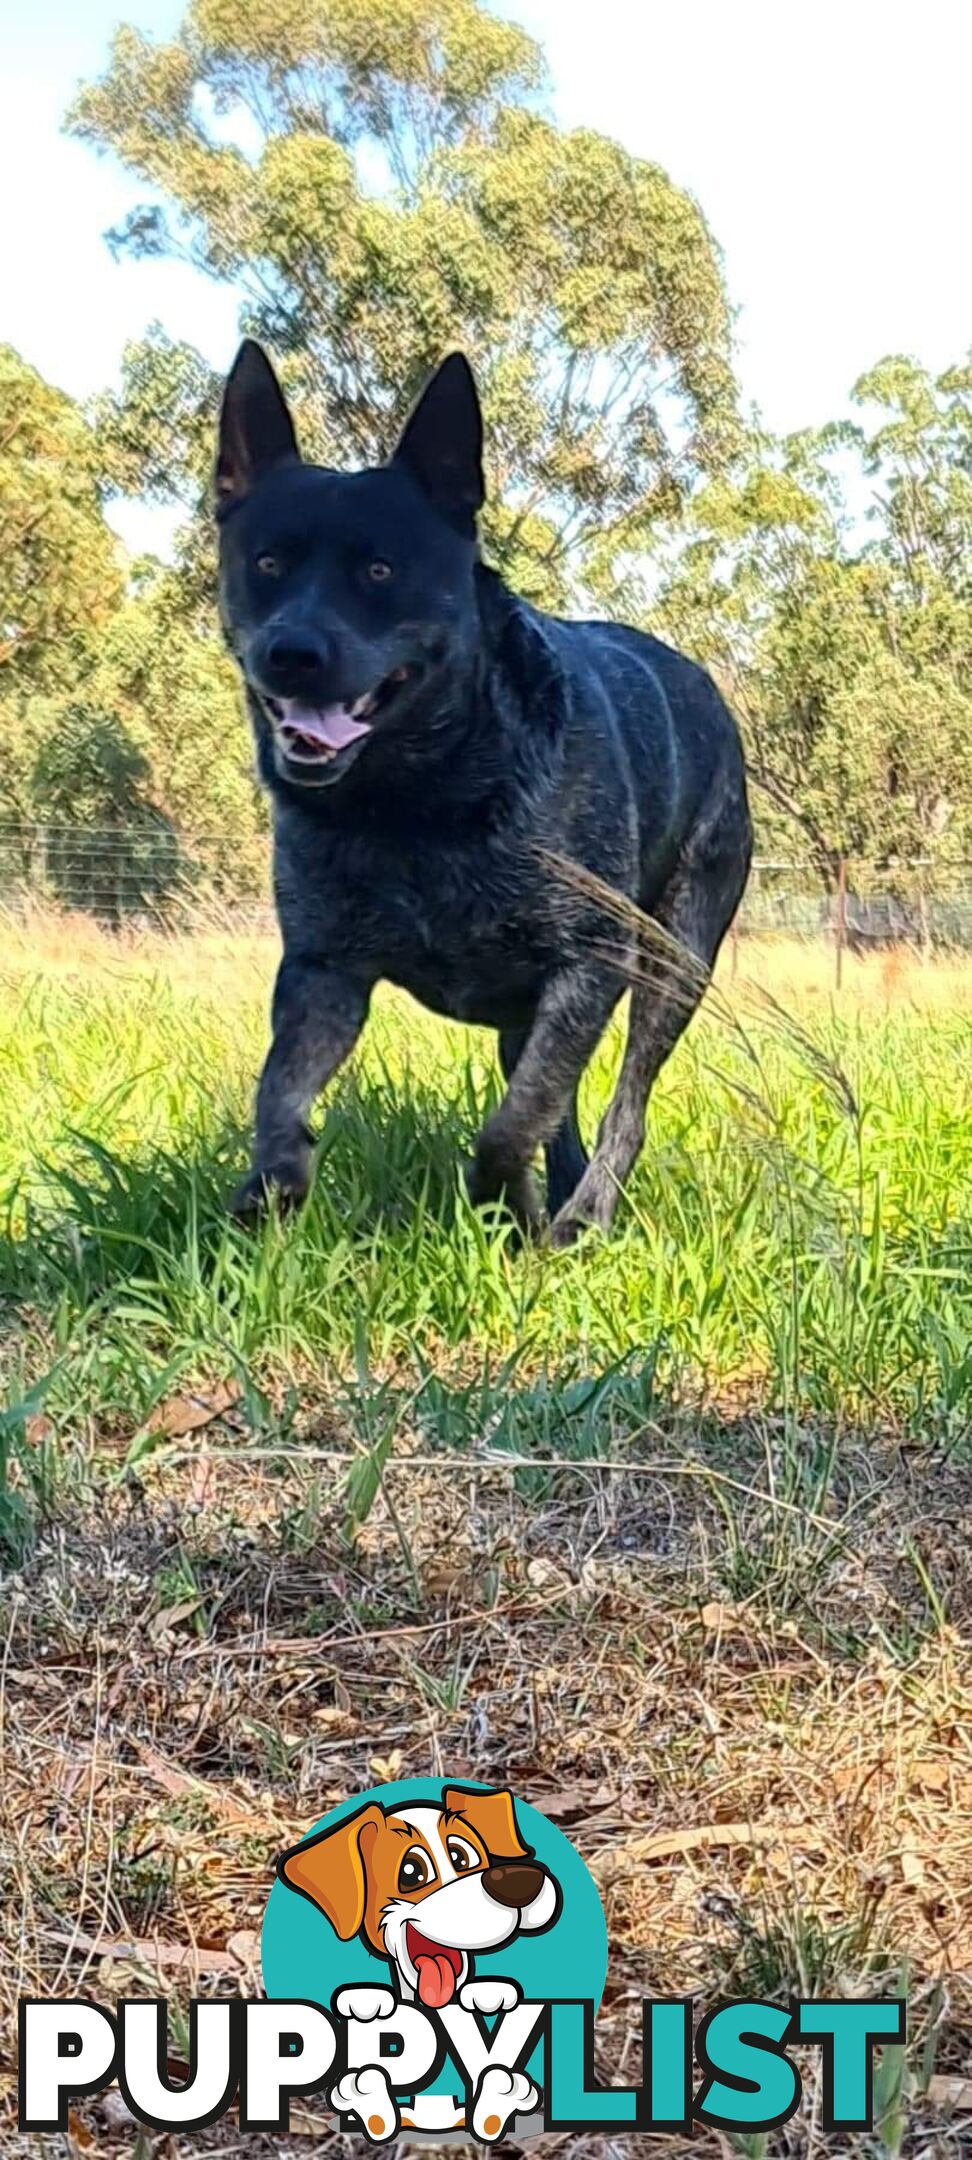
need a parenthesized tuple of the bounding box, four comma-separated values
(231, 957, 369, 1223)
(468, 964, 622, 1231)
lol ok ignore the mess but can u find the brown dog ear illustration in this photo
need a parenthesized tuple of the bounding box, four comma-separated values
(278, 1804, 385, 1939)
(444, 1786, 531, 1862)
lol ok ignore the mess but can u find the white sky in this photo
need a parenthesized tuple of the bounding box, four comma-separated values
(1, 0, 969, 554)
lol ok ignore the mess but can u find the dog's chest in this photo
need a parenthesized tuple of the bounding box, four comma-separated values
(278, 823, 562, 1028)
(392, 922, 546, 1027)
(376, 849, 556, 1025)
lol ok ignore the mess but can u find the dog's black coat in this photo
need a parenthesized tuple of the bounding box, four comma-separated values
(216, 343, 752, 1242)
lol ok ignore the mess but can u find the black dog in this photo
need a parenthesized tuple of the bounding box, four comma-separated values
(215, 342, 751, 1245)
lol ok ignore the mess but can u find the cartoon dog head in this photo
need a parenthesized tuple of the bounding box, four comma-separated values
(278, 1785, 561, 2007)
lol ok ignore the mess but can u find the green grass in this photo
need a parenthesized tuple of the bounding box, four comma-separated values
(1, 932, 969, 1451)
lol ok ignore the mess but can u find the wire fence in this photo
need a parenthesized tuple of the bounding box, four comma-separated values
(2, 823, 972, 978)
(729, 855, 972, 984)
(0, 821, 270, 931)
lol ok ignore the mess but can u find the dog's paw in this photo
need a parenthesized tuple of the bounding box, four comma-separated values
(547, 1203, 601, 1250)
(330, 2066, 398, 2142)
(465, 1152, 543, 1235)
(459, 1978, 522, 2015)
(229, 1164, 308, 1227)
(548, 1164, 620, 1249)
(547, 1211, 587, 1249)
(472, 2066, 538, 2141)
(334, 1985, 397, 2023)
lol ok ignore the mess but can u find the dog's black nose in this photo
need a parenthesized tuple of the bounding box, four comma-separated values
(482, 1862, 546, 1909)
(262, 628, 331, 684)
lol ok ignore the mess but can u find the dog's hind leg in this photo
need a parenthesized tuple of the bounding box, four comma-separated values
(499, 1029, 589, 1219)
(548, 843, 749, 1248)
(468, 965, 622, 1231)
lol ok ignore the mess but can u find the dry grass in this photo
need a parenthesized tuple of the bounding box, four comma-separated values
(2, 1405, 970, 2157)
(717, 936, 972, 1015)
(4, 901, 972, 1014)
(0, 902, 276, 992)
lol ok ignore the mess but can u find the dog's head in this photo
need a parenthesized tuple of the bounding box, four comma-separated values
(278, 1786, 561, 2007)
(214, 342, 484, 791)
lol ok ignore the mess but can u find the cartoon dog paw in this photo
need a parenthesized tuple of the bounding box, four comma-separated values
(330, 2066, 399, 2143)
(472, 2066, 539, 2141)
(334, 1985, 397, 2023)
(458, 1978, 522, 2015)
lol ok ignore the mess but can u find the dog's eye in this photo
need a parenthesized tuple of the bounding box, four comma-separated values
(447, 1838, 478, 1873)
(368, 559, 393, 582)
(398, 1848, 433, 1892)
(255, 552, 283, 577)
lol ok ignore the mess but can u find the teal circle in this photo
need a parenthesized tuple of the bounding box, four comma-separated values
(262, 1780, 608, 2083)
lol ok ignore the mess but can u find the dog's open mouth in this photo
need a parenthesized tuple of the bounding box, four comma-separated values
(266, 667, 413, 764)
(405, 1923, 464, 2008)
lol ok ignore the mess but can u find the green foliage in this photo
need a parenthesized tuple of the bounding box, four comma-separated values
(0, 335, 262, 891)
(0, 345, 123, 695)
(28, 703, 180, 918)
(92, 325, 217, 510)
(0, 345, 129, 829)
(66, 569, 267, 886)
(849, 354, 972, 598)
(67, 0, 738, 600)
(650, 360, 972, 879)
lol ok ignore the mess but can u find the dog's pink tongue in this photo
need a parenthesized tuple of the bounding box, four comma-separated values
(414, 1954, 458, 2009)
(278, 700, 372, 750)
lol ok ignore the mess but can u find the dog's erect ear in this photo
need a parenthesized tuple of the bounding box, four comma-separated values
(391, 353, 484, 531)
(444, 1786, 531, 1862)
(215, 339, 300, 511)
(277, 1805, 384, 1939)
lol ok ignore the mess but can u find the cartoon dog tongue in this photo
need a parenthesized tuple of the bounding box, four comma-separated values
(414, 1953, 458, 2008)
(407, 1930, 462, 2008)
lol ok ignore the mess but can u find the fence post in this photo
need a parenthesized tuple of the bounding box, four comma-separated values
(835, 856, 847, 991)
(917, 865, 930, 959)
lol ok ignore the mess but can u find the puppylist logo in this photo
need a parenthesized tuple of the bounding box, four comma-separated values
(19, 1778, 906, 2142)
